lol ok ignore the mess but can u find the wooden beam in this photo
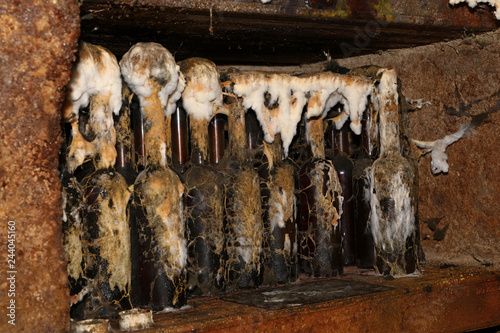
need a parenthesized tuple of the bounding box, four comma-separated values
(80, 0, 499, 65)
(109, 266, 500, 332)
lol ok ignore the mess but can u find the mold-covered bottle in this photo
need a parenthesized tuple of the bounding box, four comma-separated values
(297, 114, 343, 277)
(61, 41, 132, 320)
(78, 168, 133, 319)
(121, 42, 187, 310)
(353, 105, 378, 269)
(176, 58, 226, 295)
(68, 91, 133, 320)
(223, 97, 264, 289)
(183, 103, 226, 295)
(256, 133, 297, 285)
(370, 68, 419, 276)
(325, 119, 355, 266)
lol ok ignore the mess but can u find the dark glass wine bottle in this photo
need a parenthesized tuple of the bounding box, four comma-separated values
(258, 134, 297, 285)
(122, 43, 187, 310)
(70, 95, 132, 320)
(177, 57, 226, 295)
(353, 104, 378, 269)
(325, 118, 355, 266)
(183, 103, 225, 295)
(245, 108, 297, 285)
(297, 114, 343, 277)
(62, 41, 132, 320)
(79, 168, 133, 319)
(370, 68, 419, 276)
(76, 89, 132, 320)
(223, 96, 264, 289)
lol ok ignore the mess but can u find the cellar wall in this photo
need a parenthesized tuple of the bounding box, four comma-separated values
(338, 28, 500, 268)
(0, 0, 80, 331)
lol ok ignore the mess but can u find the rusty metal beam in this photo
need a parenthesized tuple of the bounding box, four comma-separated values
(80, 0, 498, 65)
(109, 266, 500, 332)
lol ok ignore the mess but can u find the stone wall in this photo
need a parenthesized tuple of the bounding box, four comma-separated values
(338, 28, 500, 267)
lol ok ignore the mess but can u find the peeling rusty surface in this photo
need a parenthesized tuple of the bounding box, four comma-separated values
(0, 0, 80, 331)
(111, 266, 500, 332)
(80, 0, 498, 65)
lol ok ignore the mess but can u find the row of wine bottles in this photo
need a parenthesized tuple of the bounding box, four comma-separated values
(61, 42, 420, 321)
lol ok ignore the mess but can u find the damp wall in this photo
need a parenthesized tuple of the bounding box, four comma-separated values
(338, 28, 500, 268)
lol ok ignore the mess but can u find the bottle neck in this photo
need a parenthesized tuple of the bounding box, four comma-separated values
(325, 120, 349, 157)
(306, 115, 325, 159)
(227, 98, 247, 161)
(171, 104, 189, 170)
(141, 84, 168, 168)
(246, 110, 262, 150)
(115, 86, 135, 170)
(376, 69, 401, 157)
(131, 93, 146, 171)
(164, 113, 173, 168)
(189, 116, 209, 166)
(361, 105, 378, 159)
(115, 143, 133, 169)
(209, 114, 225, 165)
(264, 134, 283, 169)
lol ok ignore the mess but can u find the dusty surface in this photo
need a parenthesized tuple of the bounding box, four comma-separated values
(0, 0, 80, 331)
(137, 265, 500, 332)
(338, 28, 500, 268)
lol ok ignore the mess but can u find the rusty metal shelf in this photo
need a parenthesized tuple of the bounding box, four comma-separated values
(111, 265, 500, 332)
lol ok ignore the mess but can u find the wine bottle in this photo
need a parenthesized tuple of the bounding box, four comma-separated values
(62, 42, 132, 319)
(353, 104, 378, 269)
(258, 134, 297, 285)
(121, 42, 187, 310)
(223, 96, 264, 289)
(297, 113, 343, 277)
(79, 168, 133, 319)
(184, 117, 226, 294)
(179, 57, 226, 295)
(370, 68, 419, 276)
(325, 118, 355, 266)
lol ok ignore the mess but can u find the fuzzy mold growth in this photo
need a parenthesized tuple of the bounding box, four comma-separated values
(229, 71, 372, 156)
(63, 42, 122, 172)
